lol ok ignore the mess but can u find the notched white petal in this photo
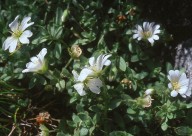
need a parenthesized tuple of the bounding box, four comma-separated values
(74, 83, 86, 96)
(171, 90, 178, 97)
(9, 15, 19, 32)
(87, 78, 102, 94)
(3, 36, 18, 52)
(19, 16, 34, 31)
(78, 68, 93, 82)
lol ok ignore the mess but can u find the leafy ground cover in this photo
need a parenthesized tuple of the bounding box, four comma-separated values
(0, 0, 192, 135)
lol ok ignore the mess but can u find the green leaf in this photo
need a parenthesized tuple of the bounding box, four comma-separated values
(61, 68, 72, 78)
(161, 121, 168, 131)
(175, 126, 192, 135)
(166, 62, 173, 73)
(80, 128, 89, 136)
(127, 108, 136, 114)
(54, 43, 62, 59)
(56, 80, 65, 92)
(108, 99, 122, 110)
(186, 103, 192, 108)
(72, 114, 81, 124)
(131, 55, 139, 62)
(39, 124, 49, 136)
(55, 7, 63, 25)
(109, 131, 133, 136)
(119, 57, 127, 71)
(56, 132, 70, 136)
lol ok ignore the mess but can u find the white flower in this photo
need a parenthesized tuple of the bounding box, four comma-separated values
(3, 15, 34, 53)
(81, 54, 111, 77)
(133, 22, 160, 44)
(145, 89, 154, 95)
(72, 70, 102, 96)
(22, 48, 47, 73)
(167, 70, 190, 98)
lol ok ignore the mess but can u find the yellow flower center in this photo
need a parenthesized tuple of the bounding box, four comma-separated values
(172, 82, 180, 91)
(12, 30, 23, 38)
(142, 31, 152, 39)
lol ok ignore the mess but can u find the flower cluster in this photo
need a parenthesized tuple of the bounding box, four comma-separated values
(2, 15, 47, 74)
(3, 15, 191, 102)
(72, 54, 111, 96)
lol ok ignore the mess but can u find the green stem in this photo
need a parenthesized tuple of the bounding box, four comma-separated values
(64, 58, 73, 69)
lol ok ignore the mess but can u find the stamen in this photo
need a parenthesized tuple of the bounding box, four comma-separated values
(172, 82, 180, 91)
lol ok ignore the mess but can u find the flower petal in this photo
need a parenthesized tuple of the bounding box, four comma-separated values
(178, 86, 188, 94)
(78, 68, 93, 82)
(170, 90, 178, 97)
(22, 69, 30, 73)
(133, 34, 139, 39)
(148, 38, 154, 44)
(185, 89, 192, 97)
(37, 48, 47, 62)
(154, 24, 160, 30)
(102, 54, 111, 66)
(181, 94, 187, 98)
(168, 70, 180, 82)
(9, 15, 19, 32)
(179, 73, 187, 82)
(2, 36, 18, 52)
(74, 83, 86, 96)
(153, 30, 160, 34)
(136, 25, 142, 32)
(168, 83, 172, 89)
(19, 16, 34, 31)
(89, 57, 95, 66)
(145, 89, 153, 95)
(72, 70, 79, 81)
(87, 78, 102, 94)
(152, 35, 159, 40)
(30, 56, 39, 63)
(19, 30, 33, 44)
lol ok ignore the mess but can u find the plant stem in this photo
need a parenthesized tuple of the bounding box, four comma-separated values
(64, 58, 73, 69)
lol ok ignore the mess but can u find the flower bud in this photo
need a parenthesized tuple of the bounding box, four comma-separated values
(136, 95, 153, 108)
(121, 78, 132, 89)
(68, 45, 82, 59)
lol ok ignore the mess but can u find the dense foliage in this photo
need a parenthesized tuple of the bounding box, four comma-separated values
(0, 0, 192, 135)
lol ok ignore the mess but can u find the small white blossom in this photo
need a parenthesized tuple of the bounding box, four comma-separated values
(80, 54, 111, 77)
(133, 22, 160, 45)
(3, 15, 34, 53)
(145, 89, 154, 95)
(167, 70, 190, 98)
(72, 70, 102, 96)
(22, 48, 47, 73)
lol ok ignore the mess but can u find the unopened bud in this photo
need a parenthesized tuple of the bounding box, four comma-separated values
(121, 78, 132, 89)
(68, 45, 82, 59)
(137, 95, 153, 108)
